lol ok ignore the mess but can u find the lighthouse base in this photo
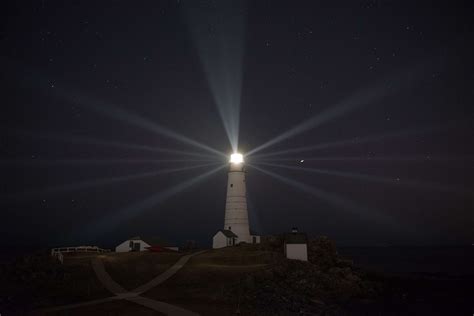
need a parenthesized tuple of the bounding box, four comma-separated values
(212, 230, 261, 249)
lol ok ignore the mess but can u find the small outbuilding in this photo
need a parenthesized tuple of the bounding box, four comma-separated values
(284, 228, 308, 261)
(212, 229, 238, 249)
(250, 234, 261, 245)
(115, 236, 178, 252)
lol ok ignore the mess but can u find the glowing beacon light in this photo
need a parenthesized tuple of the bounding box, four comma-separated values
(230, 153, 244, 164)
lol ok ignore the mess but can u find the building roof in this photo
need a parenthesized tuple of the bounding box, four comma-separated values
(127, 236, 173, 246)
(218, 229, 238, 238)
(284, 232, 308, 244)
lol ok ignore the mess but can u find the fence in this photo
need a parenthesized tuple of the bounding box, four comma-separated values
(51, 246, 111, 263)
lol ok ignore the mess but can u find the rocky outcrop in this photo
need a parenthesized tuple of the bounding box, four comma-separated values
(228, 236, 378, 315)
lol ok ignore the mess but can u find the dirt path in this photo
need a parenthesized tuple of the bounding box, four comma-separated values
(133, 250, 206, 294)
(41, 251, 206, 315)
(91, 258, 128, 294)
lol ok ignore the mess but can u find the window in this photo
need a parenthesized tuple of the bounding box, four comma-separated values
(129, 241, 133, 248)
(230, 184, 233, 188)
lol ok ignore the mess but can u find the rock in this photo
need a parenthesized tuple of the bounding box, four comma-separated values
(226, 235, 377, 315)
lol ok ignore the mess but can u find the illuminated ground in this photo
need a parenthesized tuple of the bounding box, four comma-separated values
(143, 246, 277, 315)
(101, 251, 185, 291)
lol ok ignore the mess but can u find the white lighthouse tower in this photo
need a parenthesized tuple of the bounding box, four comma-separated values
(212, 153, 260, 248)
(224, 153, 251, 243)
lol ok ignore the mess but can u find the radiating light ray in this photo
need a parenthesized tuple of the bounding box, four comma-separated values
(82, 164, 226, 238)
(67, 92, 227, 158)
(1, 57, 225, 158)
(251, 126, 443, 159)
(184, 1, 245, 152)
(9, 162, 219, 200)
(256, 162, 469, 194)
(252, 155, 474, 163)
(0, 158, 217, 166)
(247, 64, 426, 157)
(13, 129, 218, 159)
(247, 163, 396, 226)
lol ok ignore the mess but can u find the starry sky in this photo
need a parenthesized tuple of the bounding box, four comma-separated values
(1, 0, 473, 249)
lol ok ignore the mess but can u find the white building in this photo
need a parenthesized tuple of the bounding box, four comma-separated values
(212, 229, 238, 249)
(284, 228, 308, 261)
(250, 233, 261, 245)
(115, 236, 178, 252)
(213, 153, 260, 248)
(224, 153, 251, 243)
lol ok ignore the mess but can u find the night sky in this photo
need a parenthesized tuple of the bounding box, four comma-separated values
(1, 1, 473, 249)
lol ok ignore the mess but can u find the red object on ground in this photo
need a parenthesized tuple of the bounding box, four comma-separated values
(146, 245, 167, 252)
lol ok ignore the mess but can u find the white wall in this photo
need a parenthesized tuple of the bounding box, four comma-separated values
(251, 235, 261, 244)
(115, 240, 130, 252)
(115, 239, 151, 252)
(224, 164, 251, 243)
(213, 232, 232, 249)
(285, 244, 308, 261)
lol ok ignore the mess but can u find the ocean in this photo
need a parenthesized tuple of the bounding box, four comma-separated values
(338, 246, 474, 276)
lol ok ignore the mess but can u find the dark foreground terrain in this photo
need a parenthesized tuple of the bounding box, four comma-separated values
(0, 239, 472, 315)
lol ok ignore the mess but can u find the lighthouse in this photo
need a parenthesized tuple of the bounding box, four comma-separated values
(224, 153, 251, 243)
(212, 153, 260, 248)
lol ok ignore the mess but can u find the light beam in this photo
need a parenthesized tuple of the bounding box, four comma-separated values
(252, 155, 473, 163)
(251, 126, 443, 159)
(81, 164, 226, 238)
(247, 64, 426, 157)
(9, 162, 219, 200)
(247, 163, 396, 226)
(2, 58, 225, 158)
(74, 94, 227, 158)
(0, 158, 217, 166)
(256, 162, 469, 194)
(184, 1, 246, 152)
(13, 129, 218, 159)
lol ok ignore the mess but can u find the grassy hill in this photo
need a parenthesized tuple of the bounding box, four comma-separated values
(0, 245, 280, 315)
(101, 251, 184, 291)
(0, 252, 110, 314)
(0, 239, 370, 315)
(144, 245, 279, 315)
(2, 239, 471, 315)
